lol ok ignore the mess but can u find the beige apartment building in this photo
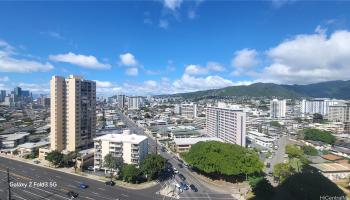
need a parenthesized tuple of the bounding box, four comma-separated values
(50, 75, 96, 152)
(206, 103, 246, 146)
(93, 130, 148, 169)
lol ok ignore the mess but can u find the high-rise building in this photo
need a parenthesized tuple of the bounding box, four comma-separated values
(14, 86, 22, 97)
(327, 102, 350, 122)
(50, 75, 96, 152)
(301, 99, 345, 116)
(179, 103, 198, 118)
(206, 103, 246, 146)
(117, 95, 126, 109)
(270, 99, 286, 118)
(93, 130, 148, 169)
(127, 96, 144, 110)
(0, 90, 6, 102)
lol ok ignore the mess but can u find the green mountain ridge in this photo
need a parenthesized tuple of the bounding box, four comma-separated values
(168, 80, 350, 99)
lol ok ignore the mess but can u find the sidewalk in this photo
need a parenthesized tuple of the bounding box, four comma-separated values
(0, 153, 158, 190)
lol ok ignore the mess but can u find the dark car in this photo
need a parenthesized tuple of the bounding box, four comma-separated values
(190, 184, 198, 192)
(180, 182, 189, 190)
(67, 191, 79, 198)
(79, 183, 88, 189)
(178, 173, 186, 181)
(105, 181, 115, 186)
(178, 163, 183, 168)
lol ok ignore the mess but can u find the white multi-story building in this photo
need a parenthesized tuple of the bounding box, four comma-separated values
(93, 130, 148, 169)
(117, 95, 126, 109)
(246, 131, 275, 149)
(127, 96, 144, 110)
(301, 99, 345, 116)
(270, 99, 286, 118)
(206, 103, 246, 146)
(50, 75, 96, 152)
(178, 103, 198, 118)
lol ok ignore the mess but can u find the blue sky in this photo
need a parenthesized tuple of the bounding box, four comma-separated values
(0, 0, 350, 95)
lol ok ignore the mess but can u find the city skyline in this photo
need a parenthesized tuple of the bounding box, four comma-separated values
(0, 1, 350, 96)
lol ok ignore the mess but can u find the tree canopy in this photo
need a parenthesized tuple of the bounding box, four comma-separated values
(183, 141, 263, 177)
(120, 164, 143, 183)
(303, 128, 336, 144)
(45, 150, 64, 167)
(140, 154, 166, 181)
(301, 145, 318, 156)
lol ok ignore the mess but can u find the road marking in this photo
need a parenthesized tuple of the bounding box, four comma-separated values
(12, 193, 28, 200)
(121, 193, 128, 197)
(92, 192, 99, 195)
(97, 187, 106, 191)
(56, 175, 61, 178)
(67, 184, 75, 188)
(33, 186, 71, 200)
(84, 197, 95, 200)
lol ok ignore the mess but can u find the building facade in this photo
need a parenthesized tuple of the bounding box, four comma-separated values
(50, 75, 96, 152)
(117, 95, 126, 109)
(206, 104, 246, 146)
(179, 103, 198, 118)
(270, 99, 286, 118)
(301, 99, 345, 116)
(93, 130, 148, 169)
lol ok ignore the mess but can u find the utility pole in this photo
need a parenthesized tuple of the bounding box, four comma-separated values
(7, 168, 11, 200)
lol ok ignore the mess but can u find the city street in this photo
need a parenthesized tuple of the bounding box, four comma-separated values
(0, 156, 161, 200)
(266, 135, 289, 174)
(117, 110, 236, 200)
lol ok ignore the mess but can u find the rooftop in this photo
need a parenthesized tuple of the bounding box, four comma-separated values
(321, 154, 343, 161)
(174, 137, 223, 146)
(0, 132, 30, 141)
(17, 141, 50, 149)
(94, 133, 147, 144)
(310, 163, 350, 173)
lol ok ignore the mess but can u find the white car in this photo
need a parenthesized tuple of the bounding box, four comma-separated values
(173, 167, 179, 174)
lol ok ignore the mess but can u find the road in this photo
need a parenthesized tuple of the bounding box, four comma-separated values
(117, 109, 236, 200)
(0, 156, 162, 200)
(266, 135, 288, 174)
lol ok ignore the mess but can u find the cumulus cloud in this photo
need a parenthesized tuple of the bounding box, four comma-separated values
(125, 67, 138, 76)
(184, 62, 225, 75)
(119, 53, 138, 67)
(232, 48, 259, 68)
(0, 40, 54, 73)
(163, 0, 183, 11)
(258, 29, 350, 84)
(18, 83, 50, 93)
(172, 74, 234, 92)
(94, 80, 113, 88)
(49, 52, 110, 69)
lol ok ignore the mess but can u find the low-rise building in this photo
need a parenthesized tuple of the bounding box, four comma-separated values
(17, 141, 50, 155)
(310, 163, 350, 181)
(172, 137, 223, 153)
(0, 132, 30, 149)
(94, 130, 148, 169)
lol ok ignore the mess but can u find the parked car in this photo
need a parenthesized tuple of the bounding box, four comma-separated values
(178, 163, 183, 168)
(33, 160, 40, 164)
(87, 166, 94, 171)
(79, 183, 88, 189)
(180, 182, 189, 190)
(105, 181, 115, 186)
(173, 167, 179, 174)
(190, 184, 198, 192)
(178, 173, 186, 181)
(67, 191, 79, 198)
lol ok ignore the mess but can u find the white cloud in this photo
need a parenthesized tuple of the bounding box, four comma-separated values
(258, 29, 350, 84)
(271, 0, 296, 8)
(125, 67, 138, 76)
(18, 83, 49, 93)
(0, 40, 53, 73)
(172, 74, 234, 92)
(94, 80, 113, 88)
(0, 76, 9, 82)
(232, 48, 259, 68)
(163, 0, 183, 11)
(49, 52, 110, 69)
(184, 62, 225, 75)
(40, 31, 64, 39)
(159, 19, 169, 29)
(119, 53, 138, 67)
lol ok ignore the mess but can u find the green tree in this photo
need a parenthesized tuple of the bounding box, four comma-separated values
(103, 154, 123, 181)
(120, 164, 142, 183)
(273, 163, 292, 182)
(251, 177, 275, 200)
(183, 141, 263, 178)
(313, 113, 324, 123)
(140, 154, 166, 181)
(303, 128, 336, 144)
(301, 145, 318, 156)
(45, 150, 64, 167)
(270, 121, 282, 127)
(285, 145, 304, 158)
